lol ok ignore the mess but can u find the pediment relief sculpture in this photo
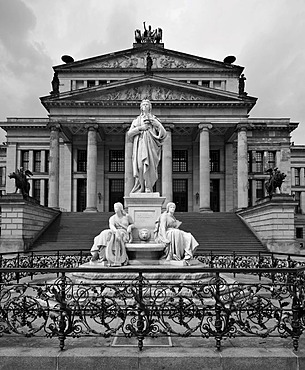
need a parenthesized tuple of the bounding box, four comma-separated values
(81, 52, 212, 70)
(89, 85, 209, 101)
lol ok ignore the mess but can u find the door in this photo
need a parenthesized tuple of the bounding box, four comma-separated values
(173, 179, 188, 212)
(210, 179, 219, 212)
(77, 179, 87, 212)
(109, 179, 124, 211)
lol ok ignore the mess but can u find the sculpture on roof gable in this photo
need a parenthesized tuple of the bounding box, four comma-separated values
(134, 22, 163, 44)
(239, 74, 247, 96)
(50, 71, 59, 95)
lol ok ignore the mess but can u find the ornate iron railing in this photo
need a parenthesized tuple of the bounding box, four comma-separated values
(1, 263, 305, 351)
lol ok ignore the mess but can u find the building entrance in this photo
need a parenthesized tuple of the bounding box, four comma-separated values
(210, 179, 220, 212)
(173, 179, 188, 212)
(109, 179, 124, 211)
(77, 179, 86, 212)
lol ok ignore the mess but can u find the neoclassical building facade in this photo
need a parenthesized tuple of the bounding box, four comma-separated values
(1, 31, 304, 216)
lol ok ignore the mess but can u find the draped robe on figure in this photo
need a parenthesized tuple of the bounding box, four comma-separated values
(128, 114, 167, 193)
(90, 214, 133, 265)
(155, 213, 199, 260)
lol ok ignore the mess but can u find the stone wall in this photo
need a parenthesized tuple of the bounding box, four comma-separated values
(237, 194, 299, 254)
(0, 194, 60, 253)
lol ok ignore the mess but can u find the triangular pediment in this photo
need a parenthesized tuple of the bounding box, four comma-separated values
(43, 75, 251, 105)
(55, 45, 242, 72)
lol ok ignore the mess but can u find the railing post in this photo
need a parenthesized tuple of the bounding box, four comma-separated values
(0, 253, 2, 284)
(58, 272, 67, 351)
(16, 252, 20, 283)
(137, 271, 145, 351)
(214, 272, 222, 350)
(292, 272, 301, 351)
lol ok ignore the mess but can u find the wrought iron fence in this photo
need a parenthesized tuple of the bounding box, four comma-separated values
(1, 263, 305, 351)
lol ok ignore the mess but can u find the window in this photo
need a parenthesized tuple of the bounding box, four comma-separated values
(33, 179, 40, 202)
(267, 151, 276, 169)
(248, 152, 253, 173)
(256, 180, 265, 199)
(34, 151, 41, 172)
(75, 80, 84, 89)
(44, 179, 48, 207)
(213, 81, 221, 89)
(87, 80, 96, 88)
(45, 151, 49, 173)
(109, 150, 124, 172)
(0, 167, 5, 186)
(296, 227, 304, 239)
(77, 150, 87, 172)
(173, 150, 188, 172)
(201, 81, 210, 87)
(21, 150, 29, 170)
(99, 80, 108, 85)
(210, 150, 220, 172)
(295, 168, 300, 186)
(190, 80, 198, 85)
(255, 151, 263, 173)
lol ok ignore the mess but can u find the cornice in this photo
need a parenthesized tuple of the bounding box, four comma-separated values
(43, 100, 255, 109)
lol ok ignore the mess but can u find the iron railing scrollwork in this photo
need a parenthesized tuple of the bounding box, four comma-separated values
(1, 264, 305, 351)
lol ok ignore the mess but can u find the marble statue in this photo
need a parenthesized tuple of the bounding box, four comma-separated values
(128, 99, 167, 193)
(90, 202, 134, 266)
(155, 202, 199, 262)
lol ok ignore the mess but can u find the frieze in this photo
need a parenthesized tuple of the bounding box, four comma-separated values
(83, 52, 205, 69)
(91, 85, 205, 101)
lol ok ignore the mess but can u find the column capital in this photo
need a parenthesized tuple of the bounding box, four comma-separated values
(84, 124, 99, 131)
(47, 122, 61, 131)
(236, 123, 249, 132)
(198, 123, 213, 131)
(164, 124, 175, 131)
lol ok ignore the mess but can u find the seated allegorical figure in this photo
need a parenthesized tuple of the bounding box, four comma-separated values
(90, 202, 134, 266)
(154, 202, 199, 262)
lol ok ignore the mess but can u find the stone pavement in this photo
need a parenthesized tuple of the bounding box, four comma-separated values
(0, 334, 305, 370)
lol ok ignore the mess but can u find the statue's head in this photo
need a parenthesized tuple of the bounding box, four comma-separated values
(166, 202, 176, 213)
(140, 99, 152, 114)
(113, 202, 124, 213)
(138, 228, 151, 241)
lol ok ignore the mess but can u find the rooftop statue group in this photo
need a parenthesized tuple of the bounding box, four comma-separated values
(90, 99, 199, 266)
(135, 22, 162, 44)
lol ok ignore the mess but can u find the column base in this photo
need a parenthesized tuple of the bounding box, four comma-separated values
(84, 207, 98, 213)
(199, 207, 213, 213)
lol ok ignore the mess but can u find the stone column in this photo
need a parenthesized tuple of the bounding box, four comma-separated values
(198, 123, 212, 212)
(124, 124, 134, 198)
(47, 123, 60, 208)
(84, 124, 98, 212)
(237, 124, 248, 209)
(162, 124, 174, 205)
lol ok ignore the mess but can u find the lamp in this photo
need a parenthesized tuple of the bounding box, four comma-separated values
(195, 192, 199, 204)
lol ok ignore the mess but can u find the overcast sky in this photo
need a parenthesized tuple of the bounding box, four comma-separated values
(0, 0, 304, 144)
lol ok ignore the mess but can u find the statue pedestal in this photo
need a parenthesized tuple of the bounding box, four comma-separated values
(124, 192, 166, 242)
(124, 192, 166, 264)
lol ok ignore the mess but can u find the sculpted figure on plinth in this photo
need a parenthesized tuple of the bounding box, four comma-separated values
(155, 202, 199, 263)
(128, 99, 167, 193)
(90, 202, 134, 266)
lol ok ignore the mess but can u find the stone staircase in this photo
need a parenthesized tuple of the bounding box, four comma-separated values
(31, 212, 266, 255)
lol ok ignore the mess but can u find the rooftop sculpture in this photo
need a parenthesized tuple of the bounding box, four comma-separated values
(135, 22, 163, 44)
